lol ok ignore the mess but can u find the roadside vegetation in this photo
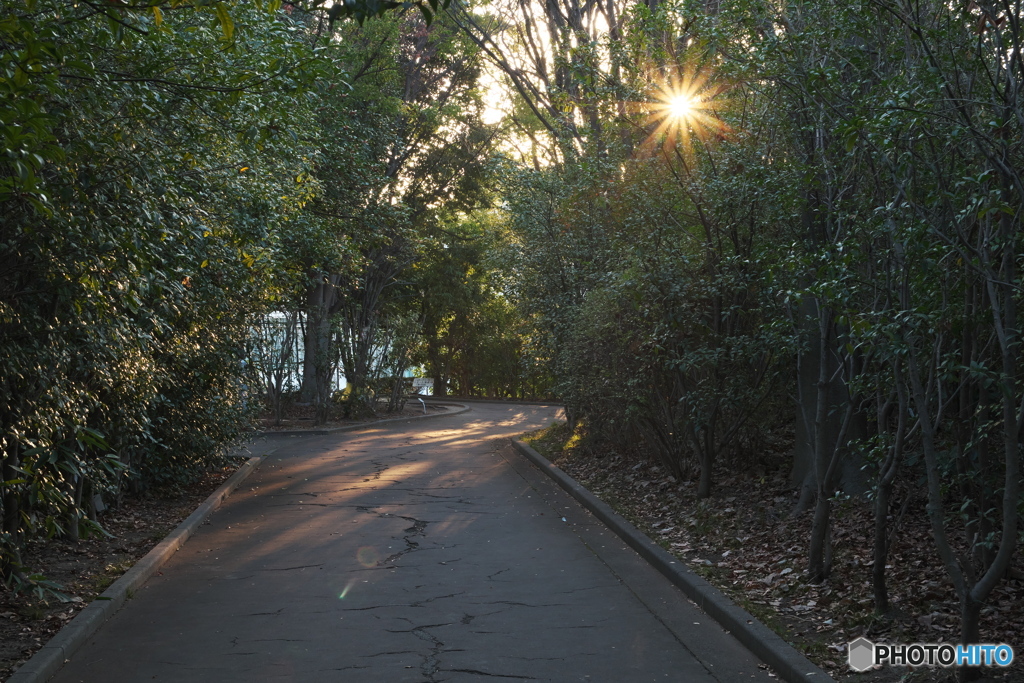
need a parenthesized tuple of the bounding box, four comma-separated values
(0, 0, 522, 600)
(482, 0, 1024, 678)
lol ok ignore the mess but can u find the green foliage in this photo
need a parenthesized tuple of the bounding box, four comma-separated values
(413, 208, 550, 398)
(488, 0, 1023, 642)
(0, 0, 325, 580)
(3, 0, 1020, 650)
(500, 148, 792, 487)
(294, 8, 504, 416)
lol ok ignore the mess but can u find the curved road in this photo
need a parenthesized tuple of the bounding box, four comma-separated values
(51, 402, 774, 683)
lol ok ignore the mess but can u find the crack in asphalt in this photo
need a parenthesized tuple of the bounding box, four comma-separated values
(342, 591, 466, 612)
(459, 609, 502, 624)
(241, 608, 284, 617)
(361, 458, 390, 482)
(263, 564, 323, 571)
(474, 600, 570, 608)
(442, 668, 537, 679)
(380, 517, 431, 566)
(410, 591, 466, 607)
(383, 623, 452, 682)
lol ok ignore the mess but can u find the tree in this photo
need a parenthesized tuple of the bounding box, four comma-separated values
(1, 0, 323, 583)
(296, 8, 495, 420)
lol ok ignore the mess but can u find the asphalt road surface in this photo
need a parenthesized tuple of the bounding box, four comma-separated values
(50, 402, 775, 683)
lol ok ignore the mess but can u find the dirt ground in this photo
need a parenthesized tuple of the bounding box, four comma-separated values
(523, 422, 1023, 683)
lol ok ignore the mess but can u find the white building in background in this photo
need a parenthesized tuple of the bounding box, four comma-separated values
(251, 311, 346, 395)
(252, 312, 428, 397)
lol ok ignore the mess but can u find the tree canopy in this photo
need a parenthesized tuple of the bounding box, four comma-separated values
(3, 0, 1023, 677)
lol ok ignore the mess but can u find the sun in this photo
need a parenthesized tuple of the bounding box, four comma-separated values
(668, 94, 696, 120)
(641, 65, 730, 156)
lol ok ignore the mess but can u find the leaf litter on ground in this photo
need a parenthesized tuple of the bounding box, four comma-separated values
(523, 422, 1023, 683)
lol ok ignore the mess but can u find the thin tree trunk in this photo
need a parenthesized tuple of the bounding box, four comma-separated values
(872, 364, 907, 614)
(807, 305, 852, 583)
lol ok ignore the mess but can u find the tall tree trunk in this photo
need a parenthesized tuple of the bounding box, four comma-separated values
(301, 275, 343, 424)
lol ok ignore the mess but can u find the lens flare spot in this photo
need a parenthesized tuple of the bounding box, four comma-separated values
(338, 579, 357, 600)
(356, 546, 380, 568)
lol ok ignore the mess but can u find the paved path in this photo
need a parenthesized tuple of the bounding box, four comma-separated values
(51, 403, 774, 683)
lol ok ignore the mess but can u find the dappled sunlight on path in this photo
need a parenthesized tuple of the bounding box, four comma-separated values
(49, 402, 774, 683)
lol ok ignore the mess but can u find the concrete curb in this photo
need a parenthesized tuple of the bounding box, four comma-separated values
(255, 402, 471, 437)
(510, 439, 836, 683)
(7, 455, 266, 683)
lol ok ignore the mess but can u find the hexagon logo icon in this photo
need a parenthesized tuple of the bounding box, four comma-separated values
(848, 637, 875, 672)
